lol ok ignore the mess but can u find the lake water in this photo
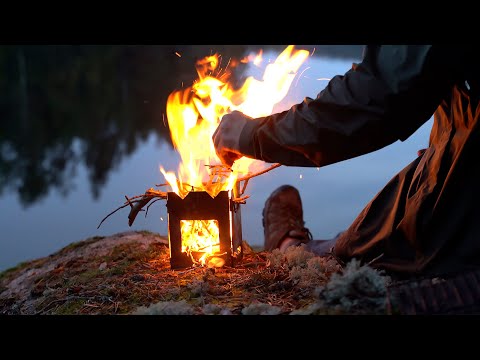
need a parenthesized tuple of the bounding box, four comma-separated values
(0, 45, 433, 271)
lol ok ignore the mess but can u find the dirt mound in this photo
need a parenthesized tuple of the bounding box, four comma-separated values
(0, 231, 389, 315)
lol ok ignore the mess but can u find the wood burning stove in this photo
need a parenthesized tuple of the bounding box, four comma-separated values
(166, 187, 243, 269)
(98, 163, 279, 271)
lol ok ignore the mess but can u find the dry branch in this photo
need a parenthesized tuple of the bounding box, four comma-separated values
(97, 163, 281, 229)
(97, 188, 167, 229)
(238, 163, 281, 182)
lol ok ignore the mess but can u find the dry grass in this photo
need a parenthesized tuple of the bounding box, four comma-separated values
(0, 232, 390, 315)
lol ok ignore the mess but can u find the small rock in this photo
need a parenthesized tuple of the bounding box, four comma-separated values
(98, 262, 107, 271)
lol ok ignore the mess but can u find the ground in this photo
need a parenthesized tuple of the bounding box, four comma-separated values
(0, 231, 391, 315)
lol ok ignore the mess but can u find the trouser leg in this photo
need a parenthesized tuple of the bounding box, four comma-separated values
(303, 232, 344, 256)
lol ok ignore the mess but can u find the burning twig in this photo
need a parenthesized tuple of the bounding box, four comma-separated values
(194, 243, 221, 252)
(205, 165, 233, 188)
(233, 195, 250, 204)
(98, 163, 281, 229)
(237, 163, 282, 196)
(156, 182, 203, 193)
(240, 179, 249, 196)
(238, 163, 281, 182)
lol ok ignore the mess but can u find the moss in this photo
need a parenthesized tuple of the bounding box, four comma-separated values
(127, 292, 144, 304)
(241, 270, 277, 288)
(102, 243, 156, 277)
(106, 259, 133, 276)
(75, 268, 103, 284)
(137, 230, 161, 236)
(108, 243, 142, 262)
(315, 259, 388, 314)
(161, 288, 182, 301)
(53, 299, 85, 315)
(1, 230, 353, 315)
(144, 243, 168, 260)
(187, 279, 209, 297)
(134, 300, 195, 315)
(0, 261, 33, 282)
(242, 302, 283, 315)
(2, 235, 108, 285)
(56, 236, 104, 256)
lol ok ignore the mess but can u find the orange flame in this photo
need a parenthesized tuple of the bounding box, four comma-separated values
(161, 45, 309, 199)
(162, 46, 309, 266)
(180, 220, 221, 266)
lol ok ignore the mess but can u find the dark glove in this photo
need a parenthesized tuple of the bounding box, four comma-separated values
(212, 110, 251, 167)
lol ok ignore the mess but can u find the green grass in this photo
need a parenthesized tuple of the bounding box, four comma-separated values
(0, 261, 33, 282)
(53, 299, 85, 315)
(137, 230, 162, 236)
(57, 236, 105, 255)
(75, 268, 104, 284)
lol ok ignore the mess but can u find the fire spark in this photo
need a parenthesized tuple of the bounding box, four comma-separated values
(160, 45, 310, 199)
(160, 45, 309, 266)
(98, 45, 310, 269)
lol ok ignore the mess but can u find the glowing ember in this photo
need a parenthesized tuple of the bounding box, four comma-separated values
(160, 45, 310, 199)
(180, 219, 220, 265)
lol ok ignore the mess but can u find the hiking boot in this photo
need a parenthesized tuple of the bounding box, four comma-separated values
(262, 185, 312, 251)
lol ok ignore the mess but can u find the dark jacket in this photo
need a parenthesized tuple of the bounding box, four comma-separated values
(238, 45, 480, 276)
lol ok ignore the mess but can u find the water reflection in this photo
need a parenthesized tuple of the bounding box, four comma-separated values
(2, 45, 393, 271)
(1, 45, 242, 205)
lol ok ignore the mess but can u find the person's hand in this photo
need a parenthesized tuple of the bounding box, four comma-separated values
(212, 111, 251, 167)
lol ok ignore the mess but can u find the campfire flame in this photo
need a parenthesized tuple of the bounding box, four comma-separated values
(180, 220, 221, 266)
(162, 45, 309, 266)
(161, 45, 309, 199)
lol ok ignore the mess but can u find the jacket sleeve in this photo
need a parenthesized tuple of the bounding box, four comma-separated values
(237, 45, 462, 167)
